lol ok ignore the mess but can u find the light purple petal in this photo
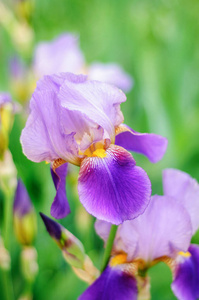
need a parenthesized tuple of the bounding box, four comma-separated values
(20, 89, 79, 164)
(119, 195, 192, 262)
(33, 34, 85, 78)
(13, 179, 33, 217)
(50, 163, 70, 219)
(88, 62, 133, 92)
(95, 219, 112, 243)
(78, 145, 151, 225)
(79, 266, 137, 300)
(36, 73, 99, 146)
(172, 244, 199, 300)
(163, 169, 199, 234)
(115, 124, 168, 163)
(58, 76, 126, 142)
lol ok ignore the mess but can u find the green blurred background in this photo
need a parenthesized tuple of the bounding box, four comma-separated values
(1, 0, 199, 299)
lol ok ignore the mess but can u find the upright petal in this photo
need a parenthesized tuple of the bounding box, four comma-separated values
(50, 162, 70, 219)
(78, 145, 151, 225)
(20, 90, 79, 165)
(33, 34, 85, 77)
(79, 266, 137, 300)
(58, 76, 126, 142)
(172, 244, 199, 300)
(119, 195, 192, 262)
(115, 124, 168, 163)
(163, 169, 199, 233)
(88, 62, 133, 92)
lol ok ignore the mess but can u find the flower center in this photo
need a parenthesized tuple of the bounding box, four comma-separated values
(178, 251, 191, 258)
(92, 148, 107, 158)
(110, 253, 127, 267)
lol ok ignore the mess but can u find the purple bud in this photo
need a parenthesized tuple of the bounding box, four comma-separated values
(13, 179, 33, 217)
(40, 213, 61, 240)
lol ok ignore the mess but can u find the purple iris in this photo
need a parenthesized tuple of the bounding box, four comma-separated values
(80, 169, 199, 300)
(33, 33, 133, 92)
(20, 72, 167, 224)
(33, 34, 85, 78)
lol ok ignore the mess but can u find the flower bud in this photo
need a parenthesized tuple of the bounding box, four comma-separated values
(40, 213, 85, 269)
(21, 246, 38, 282)
(13, 180, 37, 246)
(0, 150, 17, 192)
(0, 93, 21, 159)
(0, 237, 11, 271)
(40, 213, 99, 283)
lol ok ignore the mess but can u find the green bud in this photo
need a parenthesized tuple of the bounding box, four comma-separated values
(21, 246, 38, 282)
(0, 237, 11, 271)
(14, 210, 37, 246)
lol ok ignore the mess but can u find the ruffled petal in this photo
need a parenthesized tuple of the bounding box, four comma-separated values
(119, 195, 192, 262)
(115, 124, 168, 163)
(50, 163, 70, 219)
(172, 244, 199, 300)
(58, 76, 126, 142)
(163, 169, 199, 234)
(79, 266, 137, 300)
(33, 34, 85, 77)
(78, 145, 151, 225)
(20, 90, 79, 165)
(88, 62, 133, 92)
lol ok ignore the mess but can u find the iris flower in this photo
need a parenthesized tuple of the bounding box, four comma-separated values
(20, 72, 167, 224)
(33, 33, 133, 92)
(80, 169, 199, 300)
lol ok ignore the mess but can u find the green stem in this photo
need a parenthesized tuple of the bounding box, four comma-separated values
(3, 190, 13, 249)
(1, 270, 15, 300)
(1, 189, 15, 300)
(100, 225, 117, 272)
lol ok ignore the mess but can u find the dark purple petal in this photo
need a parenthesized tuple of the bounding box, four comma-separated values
(115, 124, 168, 163)
(50, 163, 70, 219)
(88, 62, 133, 92)
(78, 145, 151, 225)
(79, 266, 137, 300)
(40, 213, 62, 240)
(13, 179, 33, 217)
(163, 169, 199, 234)
(172, 244, 199, 300)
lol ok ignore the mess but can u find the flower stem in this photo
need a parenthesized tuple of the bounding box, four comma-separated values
(1, 270, 15, 300)
(100, 225, 117, 272)
(2, 189, 15, 300)
(3, 190, 13, 249)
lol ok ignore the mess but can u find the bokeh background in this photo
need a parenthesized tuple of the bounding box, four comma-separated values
(1, 0, 199, 299)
